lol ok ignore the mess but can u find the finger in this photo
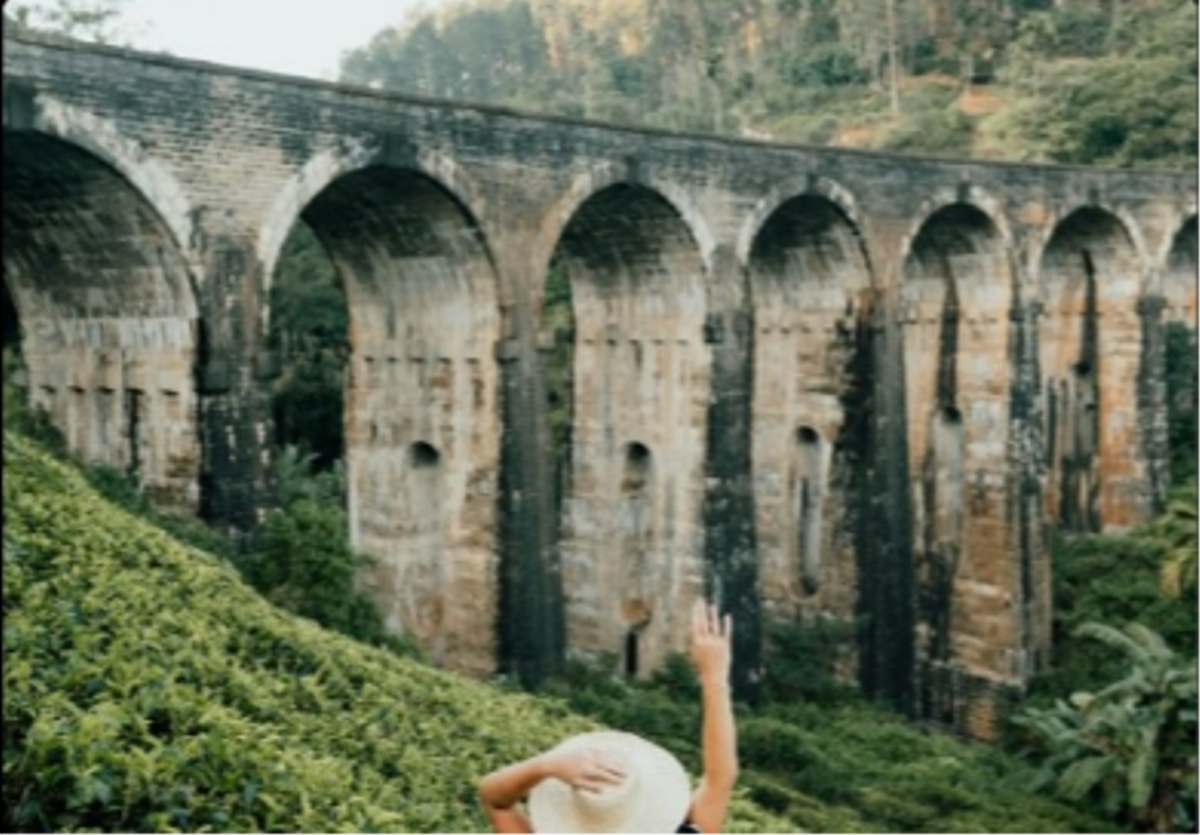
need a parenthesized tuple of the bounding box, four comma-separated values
(723, 613, 733, 639)
(708, 603, 720, 636)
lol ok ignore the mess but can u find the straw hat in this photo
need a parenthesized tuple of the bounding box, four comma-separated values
(528, 731, 693, 833)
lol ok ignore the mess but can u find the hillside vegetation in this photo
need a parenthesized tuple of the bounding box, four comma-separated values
(4, 431, 1127, 833)
(1, 432, 791, 833)
(340, 0, 1197, 168)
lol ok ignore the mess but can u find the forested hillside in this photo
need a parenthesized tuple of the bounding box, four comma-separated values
(340, 0, 1197, 168)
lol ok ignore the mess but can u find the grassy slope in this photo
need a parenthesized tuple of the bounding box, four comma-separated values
(2, 432, 792, 833)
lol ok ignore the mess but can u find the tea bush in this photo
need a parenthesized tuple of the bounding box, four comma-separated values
(2, 432, 792, 833)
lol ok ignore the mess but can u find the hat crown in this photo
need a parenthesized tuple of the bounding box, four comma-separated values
(528, 732, 692, 833)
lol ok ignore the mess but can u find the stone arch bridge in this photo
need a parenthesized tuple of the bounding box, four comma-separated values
(4, 32, 1196, 736)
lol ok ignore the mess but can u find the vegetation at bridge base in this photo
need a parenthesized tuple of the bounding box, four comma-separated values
(1014, 623, 1196, 833)
(3, 430, 796, 834)
(537, 626, 1115, 834)
(4, 427, 1119, 834)
(1014, 482, 1198, 832)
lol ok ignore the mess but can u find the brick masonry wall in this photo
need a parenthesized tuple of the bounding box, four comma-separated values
(3, 31, 1195, 734)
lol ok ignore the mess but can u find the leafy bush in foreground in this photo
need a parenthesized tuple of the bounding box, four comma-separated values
(2, 433, 790, 833)
(1015, 623, 1197, 833)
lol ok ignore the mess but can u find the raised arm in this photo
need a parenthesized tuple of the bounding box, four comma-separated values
(478, 746, 626, 833)
(687, 601, 740, 834)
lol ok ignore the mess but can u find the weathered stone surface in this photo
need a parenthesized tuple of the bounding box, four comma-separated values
(3, 32, 1196, 736)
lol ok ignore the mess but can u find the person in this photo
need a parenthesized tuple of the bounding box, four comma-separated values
(478, 600, 739, 833)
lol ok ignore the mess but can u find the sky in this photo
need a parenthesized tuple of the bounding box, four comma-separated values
(16, 0, 449, 81)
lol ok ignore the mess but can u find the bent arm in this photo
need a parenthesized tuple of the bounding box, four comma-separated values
(478, 757, 545, 833)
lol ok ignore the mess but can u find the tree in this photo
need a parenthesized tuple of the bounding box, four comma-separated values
(1015, 622, 1198, 832)
(985, 1, 1198, 168)
(4, 0, 136, 45)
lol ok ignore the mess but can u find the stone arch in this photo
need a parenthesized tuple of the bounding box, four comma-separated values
(550, 180, 710, 676)
(535, 165, 717, 305)
(736, 174, 871, 271)
(899, 186, 1015, 264)
(901, 202, 1014, 681)
(1163, 215, 1198, 326)
(290, 160, 502, 674)
(745, 191, 872, 621)
(257, 141, 497, 326)
(2, 127, 202, 515)
(11, 93, 199, 269)
(1037, 205, 1146, 531)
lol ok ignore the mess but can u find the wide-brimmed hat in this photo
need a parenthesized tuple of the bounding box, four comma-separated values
(528, 731, 692, 833)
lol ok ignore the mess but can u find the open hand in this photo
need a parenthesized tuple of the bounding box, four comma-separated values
(690, 600, 732, 685)
(538, 746, 627, 793)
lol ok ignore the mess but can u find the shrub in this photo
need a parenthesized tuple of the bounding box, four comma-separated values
(1014, 623, 1197, 833)
(1034, 531, 1198, 701)
(4, 432, 792, 833)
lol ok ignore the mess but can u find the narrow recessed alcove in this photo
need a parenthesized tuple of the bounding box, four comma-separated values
(623, 629, 640, 678)
(796, 426, 823, 595)
(622, 441, 652, 492)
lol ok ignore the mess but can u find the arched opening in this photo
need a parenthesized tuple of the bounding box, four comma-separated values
(1040, 207, 1142, 530)
(268, 221, 348, 472)
(288, 165, 501, 673)
(550, 183, 708, 674)
(2, 131, 200, 513)
(747, 194, 871, 620)
(903, 203, 1014, 692)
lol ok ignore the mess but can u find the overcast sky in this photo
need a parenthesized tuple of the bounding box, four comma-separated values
(17, 0, 448, 80)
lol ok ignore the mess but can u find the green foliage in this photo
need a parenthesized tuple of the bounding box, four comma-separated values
(5, 0, 135, 44)
(1032, 530, 1198, 701)
(3, 348, 68, 456)
(540, 260, 574, 497)
(1014, 623, 1197, 832)
(987, 2, 1198, 169)
(1139, 479, 1198, 600)
(238, 446, 421, 658)
(268, 222, 347, 471)
(2, 432, 795, 833)
(338, 0, 1195, 166)
(1164, 322, 1198, 483)
(541, 634, 1109, 833)
(784, 43, 870, 88)
(82, 461, 238, 563)
(761, 616, 862, 707)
